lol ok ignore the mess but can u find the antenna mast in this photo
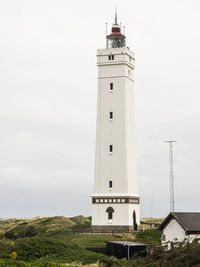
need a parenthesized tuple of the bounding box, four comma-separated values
(115, 6, 117, 24)
(164, 140, 177, 212)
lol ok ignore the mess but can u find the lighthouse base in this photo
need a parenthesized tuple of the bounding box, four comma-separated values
(91, 225, 134, 232)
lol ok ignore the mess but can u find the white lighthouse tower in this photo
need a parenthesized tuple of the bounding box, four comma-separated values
(92, 13, 140, 231)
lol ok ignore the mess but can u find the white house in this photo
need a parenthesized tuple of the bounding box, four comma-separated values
(91, 12, 140, 232)
(159, 212, 200, 249)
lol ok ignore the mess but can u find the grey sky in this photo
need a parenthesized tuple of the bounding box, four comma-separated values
(1, 0, 200, 218)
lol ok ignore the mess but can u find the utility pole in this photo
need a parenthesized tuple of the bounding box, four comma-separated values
(164, 140, 177, 212)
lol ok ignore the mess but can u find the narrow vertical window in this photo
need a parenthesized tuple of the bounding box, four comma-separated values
(106, 207, 114, 220)
(109, 112, 113, 120)
(128, 69, 131, 76)
(112, 55, 114, 60)
(109, 181, 112, 189)
(109, 145, 113, 153)
(108, 55, 111, 60)
(110, 83, 113, 91)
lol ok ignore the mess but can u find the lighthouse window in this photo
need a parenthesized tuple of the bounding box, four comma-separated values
(109, 181, 112, 189)
(109, 112, 113, 120)
(106, 207, 114, 220)
(110, 83, 113, 91)
(109, 145, 113, 153)
(108, 55, 115, 60)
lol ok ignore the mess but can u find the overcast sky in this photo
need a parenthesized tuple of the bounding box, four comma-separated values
(1, 0, 200, 218)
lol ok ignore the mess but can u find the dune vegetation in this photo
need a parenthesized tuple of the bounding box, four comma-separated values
(0, 216, 199, 266)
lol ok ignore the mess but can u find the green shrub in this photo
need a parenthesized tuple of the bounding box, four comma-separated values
(134, 230, 161, 244)
(0, 236, 111, 264)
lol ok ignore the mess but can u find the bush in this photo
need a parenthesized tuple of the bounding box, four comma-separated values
(134, 230, 161, 244)
(0, 236, 111, 265)
(130, 240, 200, 267)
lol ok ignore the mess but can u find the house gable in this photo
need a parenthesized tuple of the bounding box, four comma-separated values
(163, 218, 186, 243)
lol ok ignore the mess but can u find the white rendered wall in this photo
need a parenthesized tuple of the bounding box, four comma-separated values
(92, 47, 140, 228)
(186, 234, 200, 243)
(94, 48, 138, 196)
(163, 219, 185, 244)
(92, 203, 140, 226)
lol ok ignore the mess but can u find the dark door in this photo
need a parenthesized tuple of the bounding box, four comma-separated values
(133, 211, 137, 231)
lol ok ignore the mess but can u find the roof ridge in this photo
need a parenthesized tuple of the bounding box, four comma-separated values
(171, 211, 200, 214)
(159, 212, 200, 232)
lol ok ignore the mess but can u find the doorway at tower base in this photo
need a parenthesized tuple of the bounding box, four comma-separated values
(91, 225, 134, 232)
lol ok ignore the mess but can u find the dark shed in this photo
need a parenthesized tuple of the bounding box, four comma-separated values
(106, 241, 147, 259)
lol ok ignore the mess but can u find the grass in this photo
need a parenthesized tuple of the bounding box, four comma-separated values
(140, 218, 164, 230)
(2, 215, 189, 267)
(0, 215, 134, 266)
(0, 215, 199, 267)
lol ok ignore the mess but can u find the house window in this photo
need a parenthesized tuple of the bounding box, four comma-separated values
(106, 207, 114, 220)
(109, 145, 113, 153)
(109, 112, 113, 120)
(109, 181, 112, 189)
(110, 83, 113, 91)
(128, 69, 131, 76)
(162, 234, 166, 241)
(112, 55, 114, 60)
(108, 55, 111, 60)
